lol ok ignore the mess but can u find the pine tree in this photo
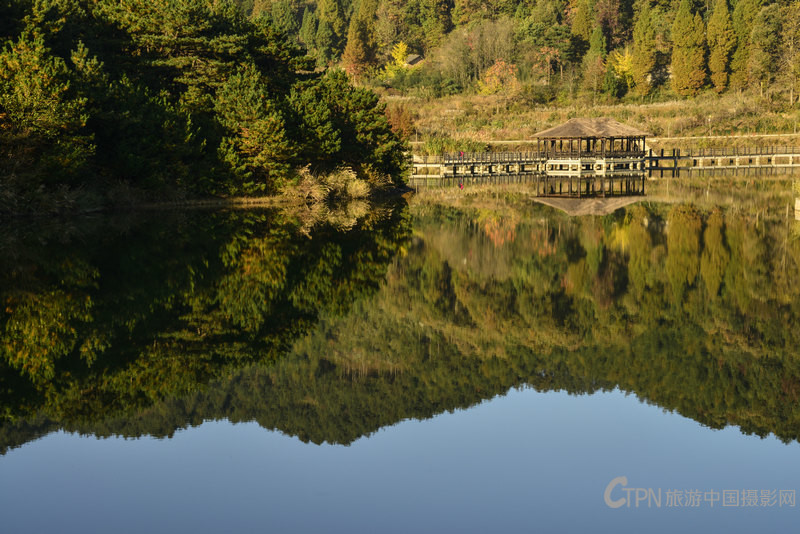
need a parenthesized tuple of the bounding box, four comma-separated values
(316, 19, 337, 65)
(571, 0, 595, 42)
(631, 0, 657, 95)
(588, 25, 607, 58)
(342, 0, 379, 77)
(730, 0, 762, 89)
(671, 0, 706, 96)
(0, 30, 93, 183)
(215, 65, 295, 193)
(748, 4, 782, 96)
(342, 16, 372, 77)
(420, 0, 452, 50)
(780, 1, 800, 105)
(582, 27, 607, 93)
(299, 7, 318, 48)
(707, 0, 735, 92)
(270, 0, 300, 37)
(318, 0, 346, 41)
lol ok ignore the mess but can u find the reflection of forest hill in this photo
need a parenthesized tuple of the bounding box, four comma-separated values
(3, 202, 800, 451)
(250, 203, 800, 444)
(0, 205, 410, 453)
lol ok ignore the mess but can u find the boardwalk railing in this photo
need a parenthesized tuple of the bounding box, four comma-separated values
(652, 146, 800, 157)
(434, 150, 648, 163)
(413, 146, 800, 174)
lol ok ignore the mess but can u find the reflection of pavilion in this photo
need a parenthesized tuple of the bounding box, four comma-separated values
(533, 118, 649, 179)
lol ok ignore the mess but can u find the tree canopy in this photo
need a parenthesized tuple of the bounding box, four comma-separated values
(0, 0, 407, 213)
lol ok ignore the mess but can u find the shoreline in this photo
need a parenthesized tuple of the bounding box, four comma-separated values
(0, 187, 416, 220)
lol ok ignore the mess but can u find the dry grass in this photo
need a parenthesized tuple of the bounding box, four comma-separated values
(395, 90, 800, 150)
(287, 166, 371, 202)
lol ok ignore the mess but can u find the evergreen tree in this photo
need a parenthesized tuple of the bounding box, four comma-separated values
(420, 0, 452, 50)
(582, 26, 607, 93)
(315, 18, 337, 65)
(780, 1, 800, 105)
(374, 0, 424, 56)
(670, 0, 706, 96)
(289, 70, 407, 181)
(270, 0, 301, 37)
(215, 65, 295, 194)
(318, 0, 346, 43)
(342, 0, 379, 77)
(594, 0, 625, 49)
(707, 0, 735, 93)
(342, 16, 373, 77)
(747, 4, 781, 96)
(730, 0, 762, 89)
(571, 0, 595, 42)
(0, 30, 93, 183)
(631, 0, 657, 95)
(588, 24, 608, 58)
(0, 0, 406, 204)
(299, 7, 318, 48)
(251, 0, 270, 18)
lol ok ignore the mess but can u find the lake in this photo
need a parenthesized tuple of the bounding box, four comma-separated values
(1, 197, 799, 533)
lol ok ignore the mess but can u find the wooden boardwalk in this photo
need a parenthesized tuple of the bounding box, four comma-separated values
(409, 146, 800, 194)
(648, 147, 800, 177)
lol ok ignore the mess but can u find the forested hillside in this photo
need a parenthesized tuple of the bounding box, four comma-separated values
(0, 0, 406, 213)
(242, 0, 800, 101)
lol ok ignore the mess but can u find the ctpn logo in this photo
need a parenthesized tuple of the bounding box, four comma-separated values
(604, 476, 662, 508)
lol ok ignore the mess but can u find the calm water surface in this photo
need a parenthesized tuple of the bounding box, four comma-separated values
(1, 199, 799, 533)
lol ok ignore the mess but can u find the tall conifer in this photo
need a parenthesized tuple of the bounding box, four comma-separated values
(707, 0, 735, 92)
(671, 0, 706, 96)
(730, 0, 762, 88)
(631, 0, 657, 95)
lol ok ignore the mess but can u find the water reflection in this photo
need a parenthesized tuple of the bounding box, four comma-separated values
(2, 200, 800, 452)
(0, 205, 411, 451)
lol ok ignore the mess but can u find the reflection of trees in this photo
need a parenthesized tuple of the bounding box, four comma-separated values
(3, 202, 800, 451)
(0, 205, 410, 450)
(269, 203, 800, 444)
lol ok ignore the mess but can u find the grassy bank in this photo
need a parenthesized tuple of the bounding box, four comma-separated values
(394, 91, 800, 153)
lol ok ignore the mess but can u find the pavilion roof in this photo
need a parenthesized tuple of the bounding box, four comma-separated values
(533, 117, 650, 138)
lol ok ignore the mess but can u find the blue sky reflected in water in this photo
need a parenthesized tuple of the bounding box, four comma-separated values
(1, 387, 797, 534)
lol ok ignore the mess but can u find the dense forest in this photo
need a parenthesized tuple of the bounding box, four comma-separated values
(3, 0, 798, 212)
(238, 0, 800, 102)
(3, 201, 800, 451)
(0, 0, 407, 213)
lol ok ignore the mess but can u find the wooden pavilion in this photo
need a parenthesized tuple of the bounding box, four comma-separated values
(534, 118, 647, 174)
(532, 117, 649, 195)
